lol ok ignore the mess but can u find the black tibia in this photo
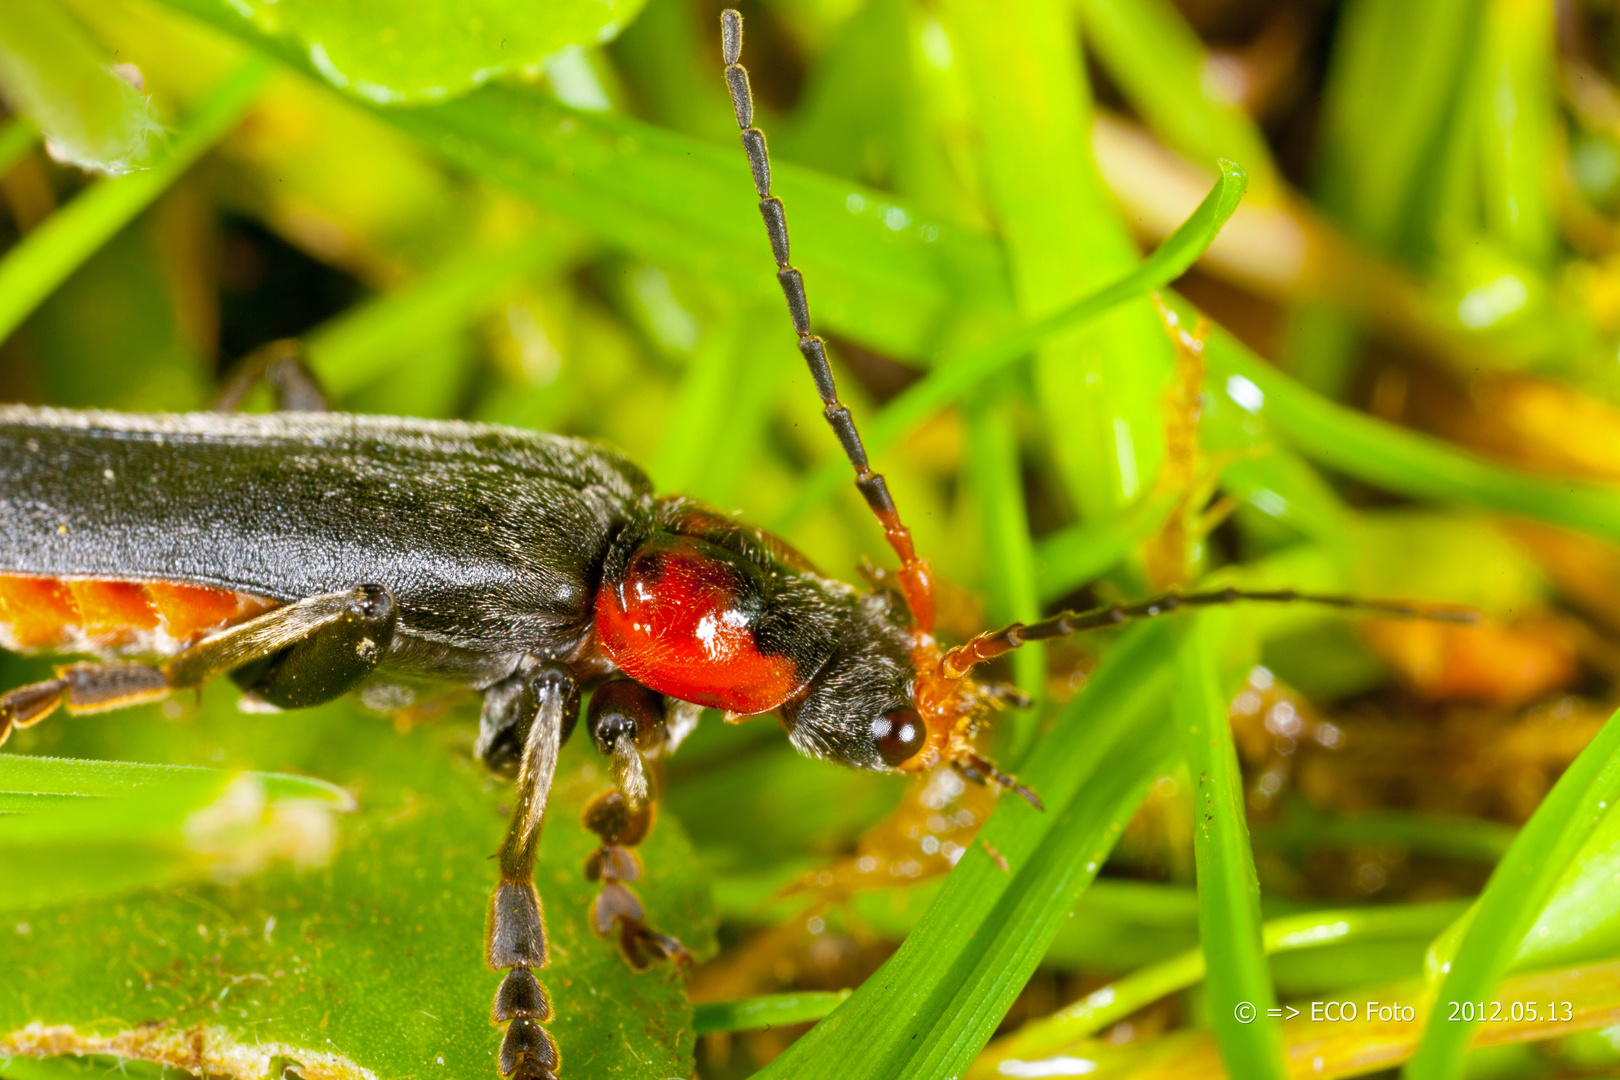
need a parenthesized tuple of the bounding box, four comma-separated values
(581, 679, 691, 971)
(486, 661, 576, 1080)
(212, 339, 330, 412)
(0, 587, 396, 746)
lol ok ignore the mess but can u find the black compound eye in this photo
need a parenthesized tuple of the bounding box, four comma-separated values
(871, 708, 925, 767)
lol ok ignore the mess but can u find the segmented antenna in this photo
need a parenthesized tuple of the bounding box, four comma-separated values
(940, 587, 1479, 679)
(720, 8, 937, 634)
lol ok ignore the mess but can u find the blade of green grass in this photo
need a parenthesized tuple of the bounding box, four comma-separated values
(1200, 318, 1620, 547)
(1404, 704, 1620, 1079)
(974, 899, 1468, 1074)
(1081, 0, 1278, 202)
(0, 753, 352, 911)
(773, 161, 1248, 532)
(1032, 489, 1180, 603)
(943, 0, 1168, 517)
(151, 0, 1019, 359)
(1174, 612, 1286, 1080)
(304, 227, 581, 397)
(1253, 807, 1518, 864)
(654, 305, 746, 494)
(693, 991, 852, 1035)
(0, 55, 269, 345)
(1477, 0, 1556, 265)
(1284, 0, 1481, 396)
(0, 753, 349, 806)
(755, 619, 1180, 1080)
(964, 395, 1043, 711)
(1314, 0, 1482, 260)
(0, 117, 38, 176)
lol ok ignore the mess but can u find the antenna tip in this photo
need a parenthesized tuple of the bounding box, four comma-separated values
(721, 10, 743, 65)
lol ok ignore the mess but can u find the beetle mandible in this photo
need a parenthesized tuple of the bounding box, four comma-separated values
(0, 12, 1472, 1079)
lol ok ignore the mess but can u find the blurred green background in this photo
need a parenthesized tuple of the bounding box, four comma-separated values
(5, 0, 1620, 1078)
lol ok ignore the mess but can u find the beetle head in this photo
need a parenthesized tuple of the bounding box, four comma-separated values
(779, 589, 1024, 799)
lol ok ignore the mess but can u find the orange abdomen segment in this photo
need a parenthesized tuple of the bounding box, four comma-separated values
(0, 574, 277, 657)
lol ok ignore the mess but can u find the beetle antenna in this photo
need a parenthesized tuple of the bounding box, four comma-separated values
(720, 8, 937, 634)
(940, 588, 1480, 679)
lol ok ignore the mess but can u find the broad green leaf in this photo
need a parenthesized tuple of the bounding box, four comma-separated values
(0, 683, 715, 1079)
(0, 0, 159, 174)
(1174, 613, 1286, 1080)
(193, 0, 648, 105)
(0, 56, 269, 346)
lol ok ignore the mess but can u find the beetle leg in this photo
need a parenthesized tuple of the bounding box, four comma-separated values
(484, 661, 577, 1080)
(0, 677, 69, 745)
(0, 586, 397, 744)
(581, 680, 692, 971)
(212, 339, 330, 412)
(167, 585, 398, 708)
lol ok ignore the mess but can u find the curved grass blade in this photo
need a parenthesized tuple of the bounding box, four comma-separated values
(0, 56, 269, 344)
(1174, 612, 1286, 1080)
(774, 160, 1249, 532)
(1200, 321, 1620, 547)
(693, 991, 852, 1035)
(755, 620, 1180, 1080)
(1403, 704, 1620, 1079)
(975, 900, 1468, 1074)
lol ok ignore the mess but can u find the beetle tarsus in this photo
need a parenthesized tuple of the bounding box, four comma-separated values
(579, 680, 692, 971)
